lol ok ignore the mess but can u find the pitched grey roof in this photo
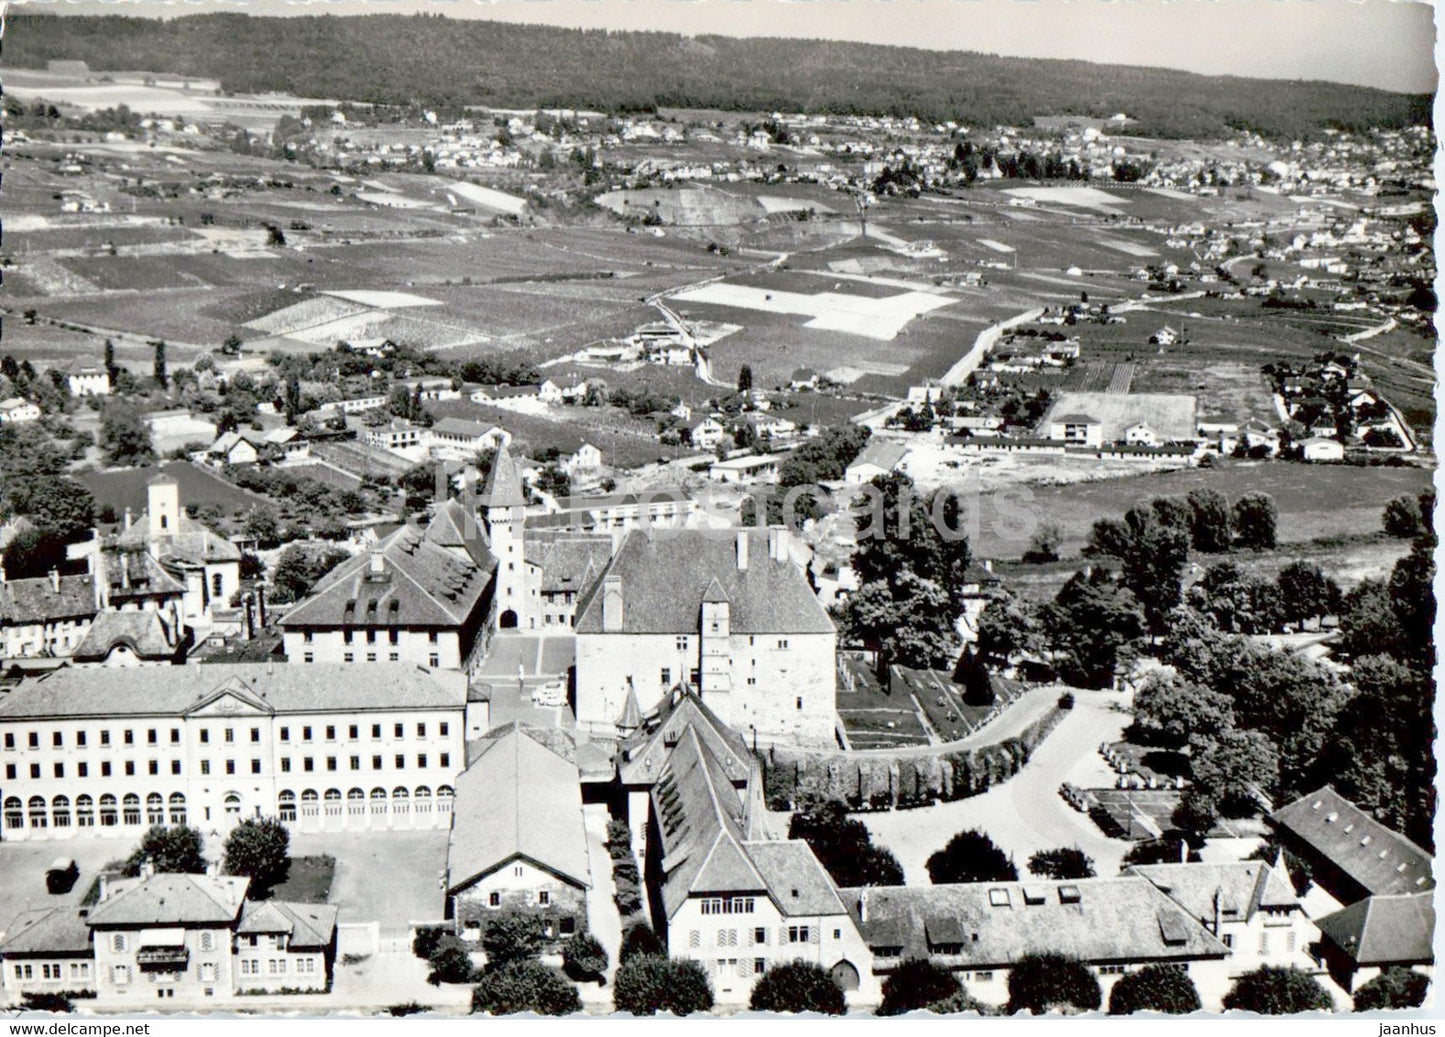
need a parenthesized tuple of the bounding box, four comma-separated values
(448, 727, 590, 891)
(71, 609, 185, 663)
(280, 522, 493, 630)
(101, 549, 188, 603)
(574, 529, 834, 635)
(848, 438, 908, 473)
(0, 907, 93, 956)
(116, 511, 241, 565)
(618, 690, 752, 789)
(478, 443, 527, 509)
(840, 878, 1230, 967)
(1271, 786, 1434, 897)
(431, 417, 503, 439)
(0, 663, 466, 720)
(524, 531, 613, 594)
(1128, 860, 1300, 926)
(237, 900, 339, 950)
(0, 573, 97, 626)
(425, 498, 491, 567)
(86, 873, 248, 928)
(1316, 892, 1435, 966)
(743, 840, 847, 917)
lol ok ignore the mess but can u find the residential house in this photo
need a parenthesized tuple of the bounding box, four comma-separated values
(573, 528, 837, 746)
(1047, 413, 1104, 447)
(65, 358, 111, 397)
(690, 417, 729, 450)
(1315, 892, 1434, 993)
(0, 906, 95, 1000)
(207, 432, 260, 467)
(1124, 423, 1161, 447)
(426, 418, 510, 463)
(70, 609, 189, 666)
(906, 381, 944, 405)
(845, 439, 909, 484)
(1300, 437, 1345, 463)
(520, 531, 615, 630)
(0, 399, 41, 424)
(445, 728, 590, 942)
(0, 663, 467, 841)
(0, 568, 100, 660)
(708, 454, 782, 485)
(233, 900, 339, 994)
(363, 419, 426, 454)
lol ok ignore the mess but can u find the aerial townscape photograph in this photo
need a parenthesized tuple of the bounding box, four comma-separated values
(0, 0, 1436, 1025)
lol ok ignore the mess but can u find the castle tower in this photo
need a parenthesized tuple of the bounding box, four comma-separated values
(147, 473, 181, 539)
(699, 574, 732, 723)
(479, 443, 527, 628)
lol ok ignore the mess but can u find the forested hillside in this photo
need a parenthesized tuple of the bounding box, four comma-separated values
(8, 12, 1432, 138)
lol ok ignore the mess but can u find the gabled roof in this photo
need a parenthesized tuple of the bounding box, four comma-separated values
(280, 523, 493, 630)
(848, 438, 908, 473)
(1051, 413, 1100, 425)
(425, 498, 491, 567)
(0, 663, 465, 720)
(478, 443, 527, 509)
(841, 878, 1230, 967)
(101, 549, 187, 602)
(743, 840, 847, 917)
(116, 509, 241, 564)
(0, 573, 97, 626)
(0, 907, 93, 956)
(430, 417, 502, 439)
(236, 900, 339, 950)
(1271, 786, 1434, 897)
(618, 689, 751, 789)
(573, 529, 834, 636)
(524, 531, 614, 595)
(71, 609, 185, 663)
(1316, 892, 1435, 966)
(65, 357, 107, 376)
(1128, 860, 1300, 925)
(447, 727, 590, 891)
(86, 873, 249, 928)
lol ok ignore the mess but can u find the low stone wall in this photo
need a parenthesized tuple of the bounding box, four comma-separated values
(762, 705, 1066, 811)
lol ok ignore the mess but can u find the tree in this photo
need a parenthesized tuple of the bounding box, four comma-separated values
(1150, 495, 1193, 534)
(618, 923, 664, 964)
(1382, 494, 1424, 538)
(612, 956, 713, 1016)
(953, 647, 995, 707)
(842, 572, 956, 671)
(222, 816, 290, 892)
(1221, 966, 1332, 1014)
(1041, 569, 1145, 689)
(1107, 963, 1201, 1015)
(99, 402, 156, 467)
(1351, 968, 1431, 1011)
(1026, 847, 1095, 880)
(1190, 562, 1281, 634)
(125, 824, 206, 876)
(471, 960, 580, 1016)
(1118, 506, 1191, 631)
(1275, 561, 1341, 627)
(103, 338, 118, 381)
(926, 828, 1017, 884)
(243, 506, 280, 546)
(1006, 953, 1102, 1014)
(1232, 492, 1278, 550)
(270, 544, 350, 603)
(2, 477, 96, 542)
(736, 365, 753, 394)
(788, 800, 904, 887)
(482, 913, 545, 970)
(975, 592, 1042, 666)
(0, 525, 70, 581)
(1021, 522, 1061, 563)
(1187, 728, 1279, 819)
(1131, 674, 1236, 749)
(560, 932, 607, 983)
(748, 961, 846, 1015)
(152, 341, 168, 390)
(878, 958, 962, 1016)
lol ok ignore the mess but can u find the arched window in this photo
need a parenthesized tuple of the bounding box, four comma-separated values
(122, 793, 141, 826)
(223, 793, 241, 816)
(414, 786, 432, 814)
(391, 787, 409, 814)
(28, 796, 48, 829)
(168, 793, 187, 826)
(347, 788, 365, 815)
(76, 795, 95, 828)
(146, 793, 165, 825)
(437, 785, 454, 814)
(99, 794, 118, 827)
(300, 789, 319, 817)
(323, 789, 342, 816)
(51, 795, 71, 828)
(369, 787, 387, 814)
(4, 797, 23, 830)
(278, 791, 296, 823)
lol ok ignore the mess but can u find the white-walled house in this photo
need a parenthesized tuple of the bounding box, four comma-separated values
(65, 357, 111, 397)
(1300, 436, 1345, 462)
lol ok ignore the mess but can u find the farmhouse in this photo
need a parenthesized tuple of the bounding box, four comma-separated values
(573, 528, 837, 746)
(0, 398, 41, 424)
(445, 727, 590, 942)
(64, 357, 110, 397)
(1042, 392, 1199, 445)
(845, 439, 909, 484)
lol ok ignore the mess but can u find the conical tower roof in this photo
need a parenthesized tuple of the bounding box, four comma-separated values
(616, 683, 643, 732)
(479, 442, 526, 509)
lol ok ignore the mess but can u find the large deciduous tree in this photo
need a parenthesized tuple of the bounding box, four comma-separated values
(126, 824, 207, 876)
(926, 828, 1017, 885)
(1232, 492, 1278, 550)
(1187, 488, 1233, 552)
(222, 816, 290, 893)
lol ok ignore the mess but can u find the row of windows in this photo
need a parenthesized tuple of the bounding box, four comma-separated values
(4, 721, 451, 755)
(239, 958, 316, 976)
(5, 793, 186, 830)
(688, 926, 821, 949)
(302, 652, 441, 667)
(278, 722, 449, 742)
(5, 728, 180, 751)
(482, 890, 553, 908)
(301, 630, 442, 645)
(8, 759, 182, 781)
(698, 897, 756, 915)
(279, 753, 449, 773)
(13, 962, 91, 981)
(275, 786, 452, 821)
(5, 751, 453, 784)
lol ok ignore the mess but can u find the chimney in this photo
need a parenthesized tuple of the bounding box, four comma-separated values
(736, 529, 749, 571)
(123, 508, 133, 532)
(769, 527, 789, 562)
(601, 575, 624, 633)
(256, 584, 267, 628)
(97, 874, 109, 903)
(983, 559, 993, 574)
(859, 889, 869, 923)
(369, 550, 385, 577)
(0, 559, 6, 584)
(49, 568, 60, 593)
(243, 595, 255, 641)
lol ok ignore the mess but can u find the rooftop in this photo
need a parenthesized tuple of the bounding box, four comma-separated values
(0, 572, 98, 626)
(1316, 892, 1435, 966)
(1271, 785, 1434, 897)
(236, 900, 339, 950)
(86, 873, 249, 928)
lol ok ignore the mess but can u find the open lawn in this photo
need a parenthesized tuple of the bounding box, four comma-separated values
(837, 654, 930, 748)
(257, 854, 336, 904)
(79, 461, 272, 518)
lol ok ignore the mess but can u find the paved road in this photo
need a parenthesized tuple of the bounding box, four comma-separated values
(859, 688, 1136, 883)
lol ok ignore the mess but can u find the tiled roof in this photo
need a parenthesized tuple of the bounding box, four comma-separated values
(1271, 786, 1434, 897)
(65, 357, 106, 376)
(280, 522, 493, 629)
(0, 573, 97, 625)
(478, 443, 527, 509)
(840, 878, 1230, 967)
(524, 531, 613, 594)
(71, 609, 185, 663)
(743, 841, 847, 918)
(618, 690, 751, 789)
(0, 907, 93, 956)
(86, 873, 249, 928)
(236, 900, 339, 950)
(425, 498, 491, 567)
(101, 549, 188, 602)
(116, 511, 241, 565)
(0, 663, 466, 720)
(1127, 860, 1300, 925)
(573, 529, 834, 635)
(448, 727, 590, 890)
(1316, 892, 1435, 966)
(431, 417, 502, 439)
(848, 438, 908, 473)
